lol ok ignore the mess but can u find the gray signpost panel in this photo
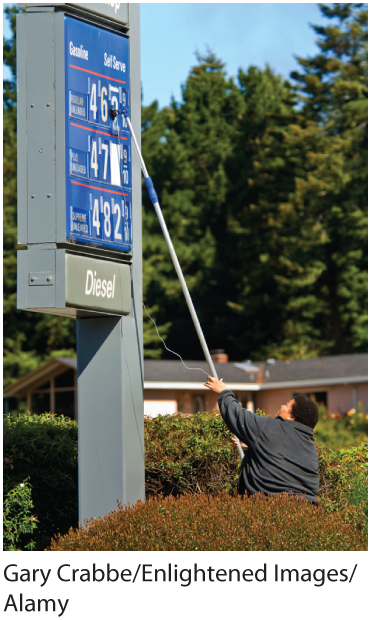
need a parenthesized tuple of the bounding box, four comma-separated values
(16, 3, 144, 523)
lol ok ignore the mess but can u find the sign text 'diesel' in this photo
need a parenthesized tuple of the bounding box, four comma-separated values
(65, 253, 131, 314)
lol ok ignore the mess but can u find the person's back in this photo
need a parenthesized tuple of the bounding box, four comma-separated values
(237, 411, 319, 501)
(204, 376, 320, 502)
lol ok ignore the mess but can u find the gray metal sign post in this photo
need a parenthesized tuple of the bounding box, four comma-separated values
(16, 3, 144, 523)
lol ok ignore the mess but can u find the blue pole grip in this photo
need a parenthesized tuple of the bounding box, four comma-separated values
(145, 177, 159, 205)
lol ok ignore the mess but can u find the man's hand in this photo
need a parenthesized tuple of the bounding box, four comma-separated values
(231, 435, 247, 449)
(204, 375, 227, 394)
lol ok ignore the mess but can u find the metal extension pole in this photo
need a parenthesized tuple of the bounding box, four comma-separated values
(122, 110, 244, 461)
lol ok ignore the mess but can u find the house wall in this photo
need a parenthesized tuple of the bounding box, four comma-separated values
(327, 383, 368, 414)
(143, 383, 368, 417)
(357, 384, 368, 413)
(256, 389, 294, 417)
(204, 392, 218, 411)
(256, 383, 368, 417)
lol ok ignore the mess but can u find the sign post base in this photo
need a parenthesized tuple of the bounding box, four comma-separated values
(77, 315, 145, 524)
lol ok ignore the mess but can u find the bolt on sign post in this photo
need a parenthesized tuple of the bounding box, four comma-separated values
(16, 3, 144, 523)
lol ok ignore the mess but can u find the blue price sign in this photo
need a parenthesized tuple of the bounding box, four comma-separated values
(65, 16, 132, 252)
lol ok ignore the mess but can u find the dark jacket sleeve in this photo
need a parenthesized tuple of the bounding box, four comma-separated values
(218, 389, 266, 448)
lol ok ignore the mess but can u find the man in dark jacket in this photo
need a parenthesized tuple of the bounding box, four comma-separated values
(204, 376, 319, 502)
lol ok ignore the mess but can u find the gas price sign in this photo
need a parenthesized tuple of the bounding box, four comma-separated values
(65, 16, 132, 252)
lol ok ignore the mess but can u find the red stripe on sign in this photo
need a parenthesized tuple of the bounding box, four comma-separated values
(71, 179, 129, 196)
(70, 122, 127, 140)
(69, 64, 127, 84)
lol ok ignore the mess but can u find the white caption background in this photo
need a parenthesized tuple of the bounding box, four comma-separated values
(1, 550, 369, 619)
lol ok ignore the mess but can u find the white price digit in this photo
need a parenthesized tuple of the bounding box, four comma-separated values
(90, 82, 97, 120)
(101, 86, 108, 123)
(122, 169, 129, 184)
(113, 203, 122, 240)
(92, 198, 101, 234)
(122, 91, 128, 128)
(104, 201, 111, 237)
(110, 85, 119, 130)
(102, 143, 109, 180)
(90, 139, 98, 177)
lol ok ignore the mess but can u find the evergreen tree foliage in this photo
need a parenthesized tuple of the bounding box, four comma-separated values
(287, 2, 368, 355)
(141, 5, 368, 361)
(223, 65, 310, 358)
(141, 51, 245, 358)
(3, 5, 17, 108)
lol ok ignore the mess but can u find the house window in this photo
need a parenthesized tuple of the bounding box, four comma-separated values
(293, 392, 327, 407)
(55, 369, 75, 388)
(239, 395, 248, 408)
(192, 395, 205, 413)
(55, 390, 75, 418)
(31, 392, 51, 414)
(3, 397, 27, 415)
(28, 368, 77, 419)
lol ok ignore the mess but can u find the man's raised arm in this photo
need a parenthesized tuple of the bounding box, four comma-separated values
(204, 375, 265, 448)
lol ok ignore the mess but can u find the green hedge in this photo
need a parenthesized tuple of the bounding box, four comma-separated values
(317, 441, 368, 530)
(3, 413, 78, 551)
(144, 411, 239, 496)
(3, 478, 38, 551)
(3, 411, 368, 551)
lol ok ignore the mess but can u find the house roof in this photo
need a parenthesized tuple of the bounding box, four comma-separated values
(259, 354, 368, 383)
(143, 359, 255, 382)
(3, 357, 77, 397)
(143, 354, 368, 391)
(3, 353, 367, 397)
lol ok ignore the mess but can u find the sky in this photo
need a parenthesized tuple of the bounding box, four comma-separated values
(3, 2, 331, 108)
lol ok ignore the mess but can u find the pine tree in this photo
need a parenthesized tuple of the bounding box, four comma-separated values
(140, 99, 173, 357)
(220, 4, 367, 360)
(286, 2, 368, 355)
(222, 65, 309, 359)
(141, 51, 244, 359)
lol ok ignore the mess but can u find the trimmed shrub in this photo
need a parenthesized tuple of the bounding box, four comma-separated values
(3, 478, 38, 551)
(3, 412, 78, 550)
(144, 411, 240, 496)
(48, 491, 367, 551)
(317, 441, 368, 529)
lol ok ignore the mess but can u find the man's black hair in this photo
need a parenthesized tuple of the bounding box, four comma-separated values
(291, 395, 319, 429)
